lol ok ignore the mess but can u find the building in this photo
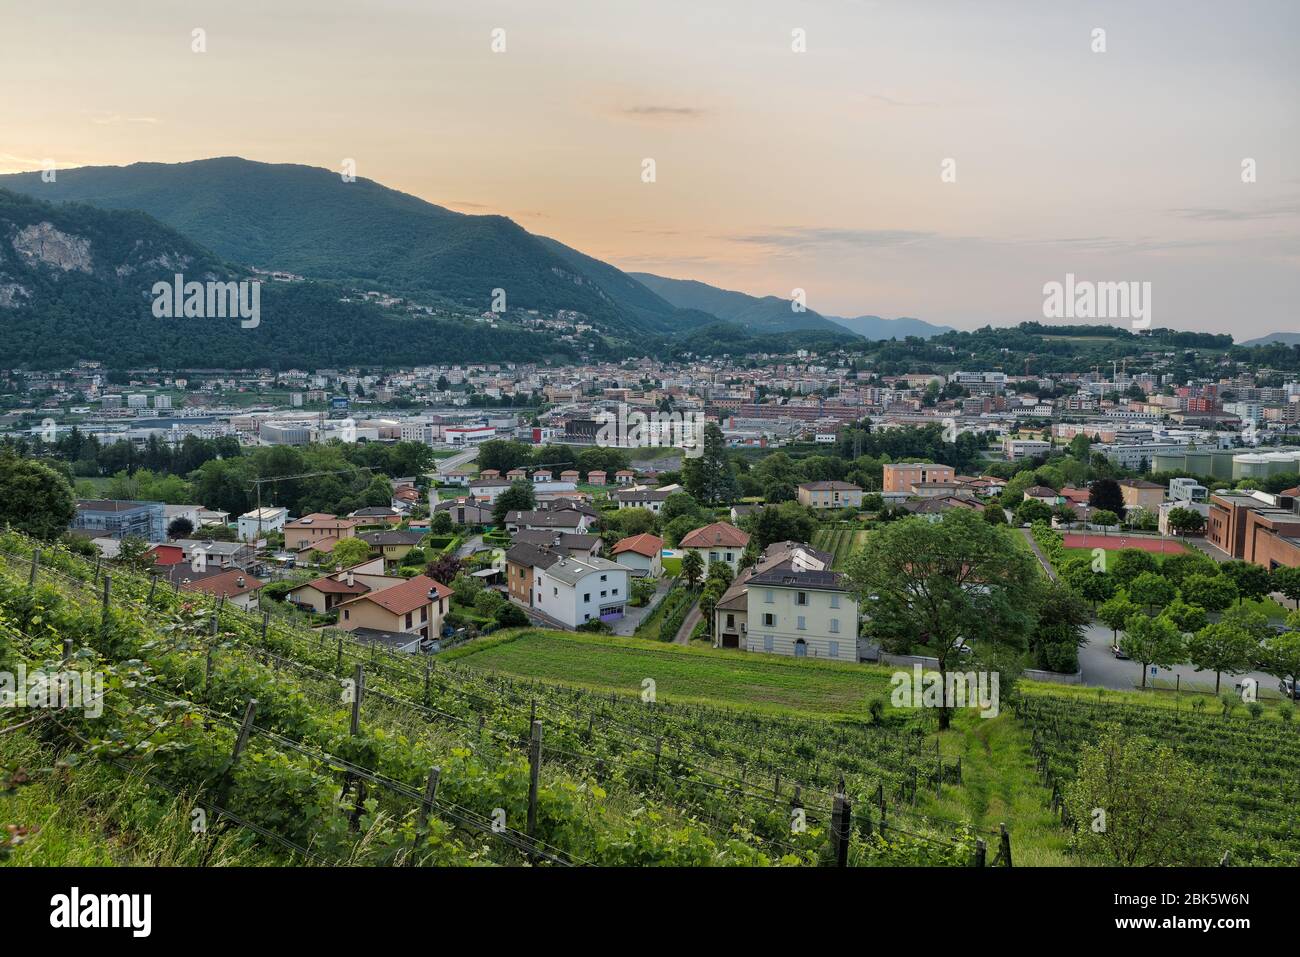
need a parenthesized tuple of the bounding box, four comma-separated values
(713, 542, 832, 649)
(357, 529, 426, 564)
(175, 539, 257, 571)
(1117, 480, 1165, 513)
(1169, 478, 1209, 504)
(237, 507, 288, 542)
(506, 545, 630, 628)
(504, 508, 593, 535)
(1206, 490, 1300, 569)
(71, 500, 166, 541)
(512, 529, 603, 561)
(796, 481, 864, 510)
(882, 463, 955, 494)
(1002, 438, 1052, 461)
(611, 488, 672, 512)
(678, 522, 750, 573)
(285, 558, 404, 614)
(336, 574, 452, 647)
(610, 533, 663, 577)
(283, 513, 359, 551)
(743, 561, 857, 661)
(154, 564, 265, 612)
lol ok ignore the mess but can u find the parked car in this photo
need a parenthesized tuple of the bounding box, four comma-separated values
(1280, 678, 1299, 701)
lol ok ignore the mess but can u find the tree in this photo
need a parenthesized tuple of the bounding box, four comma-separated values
(1014, 499, 1053, 526)
(1181, 572, 1237, 612)
(663, 515, 699, 548)
(1062, 724, 1212, 866)
(1111, 548, 1158, 587)
(0, 452, 76, 540)
(167, 516, 194, 539)
(331, 537, 373, 568)
(1273, 566, 1300, 610)
(738, 539, 761, 571)
(1127, 571, 1175, 615)
(681, 424, 738, 505)
(1028, 579, 1090, 672)
(660, 492, 702, 524)
(1097, 591, 1139, 642)
(845, 510, 1040, 729)
(1119, 614, 1184, 689)
(679, 549, 704, 588)
(1058, 556, 1116, 611)
(1163, 597, 1207, 635)
(1220, 560, 1271, 605)
(1258, 622, 1300, 700)
(1091, 509, 1119, 528)
(492, 480, 536, 526)
(115, 536, 156, 572)
(1166, 506, 1206, 536)
(430, 511, 453, 534)
(1088, 478, 1126, 518)
(983, 505, 1007, 526)
(1185, 620, 1257, 694)
(745, 501, 815, 550)
(611, 507, 657, 538)
(1160, 551, 1218, 589)
(494, 602, 529, 629)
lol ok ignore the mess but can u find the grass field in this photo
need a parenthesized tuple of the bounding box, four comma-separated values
(446, 629, 895, 719)
(812, 526, 868, 569)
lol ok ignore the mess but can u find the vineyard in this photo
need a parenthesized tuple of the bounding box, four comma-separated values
(0, 531, 990, 867)
(812, 525, 868, 570)
(1016, 692, 1300, 865)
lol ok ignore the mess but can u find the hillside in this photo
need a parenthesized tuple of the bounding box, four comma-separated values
(628, 272, 852, 334)
(0, 188, 584, 368)
(824, 313, 951, 340)
(1239, 332, 1300, 347)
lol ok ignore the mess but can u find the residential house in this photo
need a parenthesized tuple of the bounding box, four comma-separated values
(612, 488, 672, 513)
(506, 545, 630, 628)
(505, 508, 593, 535)
(286, 557, 404, 614)
(237, 507, 288, 542)
(512, 529, 603, 560)
(587, 470, 607, 486)
(358, 529, 426, 564)
(432, 499, 494, 526)
(796, 481, 863, 510)
(611, 533, 663, 577)
(712, 541, 832, 650)
(614, 469, 636, 485)
(1118, 479, 1166, 514)
(175, 539, 256, 571)
(678, 522, 750, 573)
(744, 562, 858, 661)
(882, 463, 954, 494)
(155, 564, 266, 612)
(283, 513, 360, 552)
(336, 574, 452, 647)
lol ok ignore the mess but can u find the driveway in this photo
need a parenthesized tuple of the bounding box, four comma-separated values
(673, 599, 703, 644)
(610, 577, 671, 636)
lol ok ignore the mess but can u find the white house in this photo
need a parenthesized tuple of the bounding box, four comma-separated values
(610, 533, 663, 577)
(237, 507, 287, 542)
(507, 545, 630, 628)
(743, 561, 858, 662)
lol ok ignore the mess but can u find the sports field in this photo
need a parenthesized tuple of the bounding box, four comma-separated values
(1061, 533, 1188, 554)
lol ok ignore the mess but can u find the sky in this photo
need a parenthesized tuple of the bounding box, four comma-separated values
(1, 0, 1297, 338)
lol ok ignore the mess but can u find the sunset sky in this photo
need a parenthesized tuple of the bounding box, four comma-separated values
(2, 0, 1296, 337)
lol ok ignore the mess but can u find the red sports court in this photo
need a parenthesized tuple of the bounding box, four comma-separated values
(1061, 534, 1186, 554)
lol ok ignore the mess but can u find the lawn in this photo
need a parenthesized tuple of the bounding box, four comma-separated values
(445, 629, 896, 719)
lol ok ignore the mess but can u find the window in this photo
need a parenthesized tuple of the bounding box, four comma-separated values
(553, 587, 558, 597)
(405, 612, 413, 628)
(584, 593, 591, 603)
(709, 552, 719, 563)
(796, 592, 808, 606)
(763, 635, 774, 652)
(763, 589, 774, 604)
(725, 552, 733, 562)
(829, 618, 839, 633)
(830, 594, 840, 609)
(612, 587, 619, 595)
(600, 574, 607, 582)
(829, 641, 840, 658)
(343, 609, 349, 620)
(726, 614, 735, 628)
(797, 615, 806, 631)
(762, 613, 775, 627)
(600, 590, 607, 598)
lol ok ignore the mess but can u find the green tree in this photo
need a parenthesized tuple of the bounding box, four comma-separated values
(0, 452, 76, 540)
(1058, 556, 1116, 612)
(744, 501, 815, 550)
(1159, 551, 1218, 589)
(1181, 571, 1237, 612)
(1220, 560, 1272, 605)
(1097, 591, 1139, 643)
(845, 510, 1039, 729)
(331, 537, 373, 568)
(1062, 724, 1212, 866)
(1163, 597, 1207, 635)
(1088, 478, 1126, 517)
(679, 549, 704, 587)
(1273, 566, 1300, 610)
(1014, 499, 1053, 526)
(1166, 506, 1206, 535)
(492, 480, 536, 526)
(681, 424, 737, 505)
(1091, 509, 1119, 528)
(1185, 620, 1257, 694)
(115, 536, 156, 572)
(1119, 614, 1184, 689)
(1128, 571, 1175, 615)
(983, 505, 1007, 526)
(1258, 621, 1300, 699)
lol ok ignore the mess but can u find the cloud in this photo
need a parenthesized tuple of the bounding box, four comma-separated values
(618, 105, 708, 120)
(725, 227, 936, 250)
(1169, 203, 1300, 222)
(90, 114, 161, 126)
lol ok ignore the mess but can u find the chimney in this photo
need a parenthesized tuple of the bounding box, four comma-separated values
(346, 571, 355, 586)
(236, 576, 245, 587)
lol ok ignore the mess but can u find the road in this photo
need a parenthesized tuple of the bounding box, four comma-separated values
(434, 447, 478, 476)
(673, 599, 703, 644)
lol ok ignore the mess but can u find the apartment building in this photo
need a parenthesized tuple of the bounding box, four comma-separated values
(1118, 480, 1166, 513)
(796, 481, 863, 510)
(71, 499, 166, 541)
(506, 544, 630, 627)
(881, 463, 955, 494)
(743, 561, 858, 662)
(237, 506, 288, 542)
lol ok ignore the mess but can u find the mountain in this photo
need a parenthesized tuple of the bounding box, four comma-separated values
(1238, 332, 1300, 347)
(0, 158, 657, 333)
(823, 313, 951, 340)
(0, 188, 584, 368)
(628, 272, 848, 334)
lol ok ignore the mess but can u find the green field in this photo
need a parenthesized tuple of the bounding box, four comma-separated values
(812, 526, 868, 569)
(447, 629, 894, 718)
